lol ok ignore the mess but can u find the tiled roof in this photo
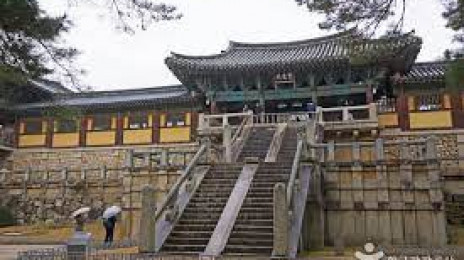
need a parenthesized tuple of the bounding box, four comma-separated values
(30, 79, 71, 94)
(404, 61, 448, 83)
(166, 30, 422, 81)
(14, 85, 199, 112)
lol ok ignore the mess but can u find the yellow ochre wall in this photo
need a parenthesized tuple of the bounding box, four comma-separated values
(409, 111, 453, 129)
(86, 131, 116, 146)
(378, 113, 399, 128)
(160, 127, 191, 143)
(18, 120, 48, 147)
(18, 135, 46, 147)
(123, 129, 152, 144)
(52, 133, 80, 148)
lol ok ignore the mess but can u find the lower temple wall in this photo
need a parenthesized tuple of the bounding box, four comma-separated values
(0, 143, 198, 233)
(319, 163, 447, 247)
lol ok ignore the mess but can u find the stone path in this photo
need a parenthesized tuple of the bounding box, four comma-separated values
(0, 244, 60, 260)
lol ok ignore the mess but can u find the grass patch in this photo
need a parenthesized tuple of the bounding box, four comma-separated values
(0, 220, 125, 242)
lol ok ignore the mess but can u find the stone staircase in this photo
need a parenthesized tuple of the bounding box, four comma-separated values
(237, 127, 275, 162)
(161, 164, 243, 253)
(224, 162, 291, 255)
(160, 125, 303, 256)
(276, 127, 298, 163)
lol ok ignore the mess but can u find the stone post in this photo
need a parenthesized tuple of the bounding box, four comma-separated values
(139, 185, 157, 252)
(400, 140, 413, 188)
(125, 149, 134, 169)
(223, 124, 232, 163)
(273, 182, 288, 257)
(160, 149, 168, 166)
(352, 142, 361, 163)
(99, 165, 107, 179)
(375, 138, 384, 162)
(327, 141, 335, 163)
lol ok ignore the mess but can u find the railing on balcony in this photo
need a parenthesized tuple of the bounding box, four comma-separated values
(318, 104, 378, 130)
(376, 97, 397, 113)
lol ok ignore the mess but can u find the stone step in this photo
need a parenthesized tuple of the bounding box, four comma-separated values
(162, 244, 205, 252)
(173, 224, 216, 231)
(224, 245, 273, 254)
(233, 224, 273, 232)
(233, 219, 273, 226)
(238, 212, 273, 219)
(227, 237, 273, 246)
(169, 231, 215, 239)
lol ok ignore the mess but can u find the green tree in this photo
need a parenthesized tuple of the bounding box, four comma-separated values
(296, 0, 463, 40)
(0, 0, 181, 91)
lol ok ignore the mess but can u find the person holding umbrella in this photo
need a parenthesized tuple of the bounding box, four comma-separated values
(102, 206, 121, 244)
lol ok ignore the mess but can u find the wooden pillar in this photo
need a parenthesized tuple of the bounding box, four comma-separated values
(14, 116, 21, 148)
(79, 116, 87, 147)
(396, 82, 410, 131)
(366, 81, 374, 104)
(46, 118, 53, 148)
(152, 112, 160, 144)
(309, 74, 317, 106)
(190, 111, 198, 141)
(451, 91, 464, 128)
(116, 113, 124, 145)
(222, 75, 228, 91)
(257, 76, 265, 113)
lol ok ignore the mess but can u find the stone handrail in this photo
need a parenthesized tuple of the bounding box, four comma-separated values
(199, 111, 253, 131)
(318, 103, 377, 123)
(307, 136, 438, 163)
(230, 116, 253, 162)
(253, 112, 314, 125)
(286, 139, 304, 207)
(231, 116, 250, 145)
(154, 144, 207, 222)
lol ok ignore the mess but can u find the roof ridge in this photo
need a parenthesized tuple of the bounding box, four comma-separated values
(55, 85, 186, 99)
(229, 28, 359, 49)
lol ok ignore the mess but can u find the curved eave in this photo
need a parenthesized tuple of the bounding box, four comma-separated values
(13, 96, 202, 116)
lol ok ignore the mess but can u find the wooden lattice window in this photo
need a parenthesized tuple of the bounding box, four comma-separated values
(415, 94, 442, 111)
(128, 112, 150, 129)
(166, 113, 187, 127)
(91, 114, 112, 131)
(55, 119, 78, 133)
(23, 120, 43, 134)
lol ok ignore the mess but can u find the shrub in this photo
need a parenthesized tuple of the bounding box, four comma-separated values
(0, 206, 16, 227)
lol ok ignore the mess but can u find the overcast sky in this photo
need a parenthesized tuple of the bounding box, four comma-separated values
(39, 0, 457, 91)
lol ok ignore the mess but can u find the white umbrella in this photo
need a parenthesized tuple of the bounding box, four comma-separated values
(102, 205, 122, 219)
(71, 207, 90, 218)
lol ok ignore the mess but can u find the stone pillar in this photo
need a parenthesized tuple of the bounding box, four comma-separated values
(457, 134, 464, 171)
(400, 141, 413, 188)
(257, 76, 265, 113)
(327, 141, 335, 163)
(273, 182, 288, 257)
(306, 164, 324, 250)
(352, 142, 360, 163)
(223, 124, 232, 163)
(139, 185, 157, 252)
(375, 138, 384, 162)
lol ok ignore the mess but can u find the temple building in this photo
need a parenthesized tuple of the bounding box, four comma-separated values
(2, 30, 464, 254)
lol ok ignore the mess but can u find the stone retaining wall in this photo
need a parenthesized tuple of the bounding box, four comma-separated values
(0, 144, 198, 229)
(321, 162, 447, 247)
